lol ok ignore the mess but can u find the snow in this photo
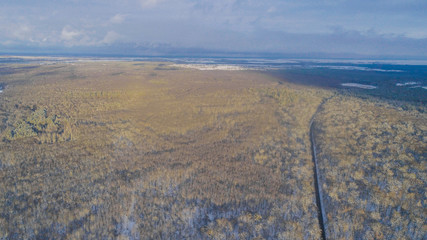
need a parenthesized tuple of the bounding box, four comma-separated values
(341, 83, 377, 89)
(170, 64, 248, 71)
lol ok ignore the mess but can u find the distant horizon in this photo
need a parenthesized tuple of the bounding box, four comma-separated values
(1, 1, 427, 60)
(2, 50, 427, 62)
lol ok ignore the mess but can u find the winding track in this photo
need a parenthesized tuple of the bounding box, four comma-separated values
(309, 97, 332, 240)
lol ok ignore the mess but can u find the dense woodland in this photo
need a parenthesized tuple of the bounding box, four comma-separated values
(0, 61, 425, 239)
(314, 96, 426, 239)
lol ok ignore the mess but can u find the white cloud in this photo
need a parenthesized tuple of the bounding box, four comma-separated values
(59, 26, 99, 46)
(101, 31, 121, 44)
(404, 31, 427, 39)
(2, 23, 34, 41)
(13, 25, 31, 40)
(0, 0, 426, 57)
(110, 14, 126, 24)
(139, 0, 164, 8)
(61, 26, 82, 41)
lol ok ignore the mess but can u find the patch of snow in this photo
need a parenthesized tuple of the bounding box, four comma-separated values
(341, 83, 377, 89)
(170, 64, 248, 71)
(312, 65, 404, 72)
(396, 82, 420, 86)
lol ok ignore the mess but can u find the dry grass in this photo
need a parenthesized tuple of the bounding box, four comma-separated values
(314, 96, 426, 239)
(1, 61, 424, 239)
(0, 62, 330, 239)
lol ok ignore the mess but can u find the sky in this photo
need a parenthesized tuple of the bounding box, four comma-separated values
(1, 0, 427, 58)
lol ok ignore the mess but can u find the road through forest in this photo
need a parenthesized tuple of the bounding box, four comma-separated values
(309, 96, 333, 240)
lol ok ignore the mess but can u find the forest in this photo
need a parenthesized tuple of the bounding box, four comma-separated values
(0, 61, 425, 239)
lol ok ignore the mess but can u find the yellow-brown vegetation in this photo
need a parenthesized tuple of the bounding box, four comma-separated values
(0, 62, 330, 239)
(314, 96, 426, 239)
(0, 61, 424, 239)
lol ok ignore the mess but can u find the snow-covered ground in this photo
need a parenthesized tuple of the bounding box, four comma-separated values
(341, 83, 377, 89)
(396, 82, 419, 86)
(312, 65, 404, 72)
(170, 64, 248, 71)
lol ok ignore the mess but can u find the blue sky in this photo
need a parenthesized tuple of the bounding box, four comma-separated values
(1, 0, 427, 58)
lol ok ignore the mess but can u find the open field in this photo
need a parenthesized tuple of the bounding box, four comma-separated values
(0, 61, 425, 239)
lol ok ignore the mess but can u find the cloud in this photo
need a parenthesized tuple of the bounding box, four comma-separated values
(101, 31, 121, 44)
(0, 22, 34, 42)
(59, 26, 122, 46)
(0, 0, 426, 57)
(59, 26, 99, 46)
(12, 25, 32, 40)
(139, 0, 164, 8)
(60, 26, 82, 41)
(110, 14, 126, 24)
